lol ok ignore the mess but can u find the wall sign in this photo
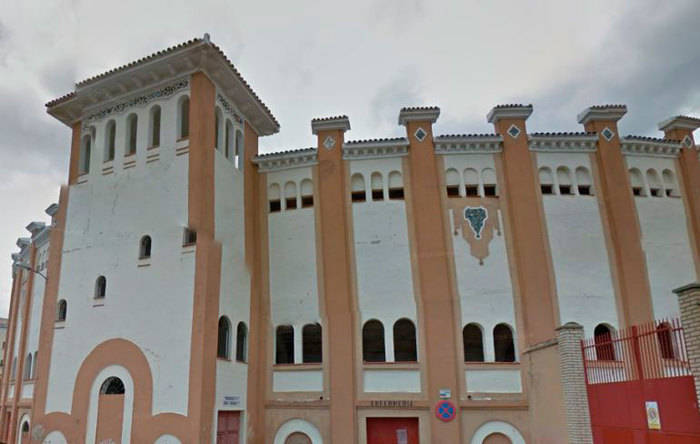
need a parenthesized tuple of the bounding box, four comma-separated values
(645, 401, 661, 430)
(223, 395, 240, 407)
(370, 400, 414, 408)
(435, 400, 457, 422)
(439, 388, 451, 399)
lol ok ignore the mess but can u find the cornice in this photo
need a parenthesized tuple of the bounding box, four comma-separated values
(253, 148, 318, 172)
(658, 115, 700, 132)
(620, 136, 681, 158)
(398, 106, 440, 125)
(486, 104, 533, 123)
(528, 133, 598, 152)
(342, 138, 409, 159)
(311, 116, 351, 134)
(577, 105, 627, 124)
(434, 134, 502, 154)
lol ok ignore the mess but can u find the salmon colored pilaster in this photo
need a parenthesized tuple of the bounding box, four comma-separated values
(311, 116, 357, 444)
(399, 107, 462, 443)
(0, 270, 21, 438)
(579, 106, 653, 326)
(186, 71, 222, 442)
(243, 121, 267, 443)
(68, 122, 82, 185)
(659, 116, 700, 277)
(488, 105, 559, 345)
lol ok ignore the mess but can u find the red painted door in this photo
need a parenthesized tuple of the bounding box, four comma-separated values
(367, 417, 419, 444)
(217, 411, 240, 444)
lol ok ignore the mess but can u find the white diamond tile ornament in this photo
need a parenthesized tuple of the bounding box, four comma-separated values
(601, 127, 615, 142)
(682, 135, 693, 148)
(323, 136, 336, 150)
(414, 127, 427, 142)
(507, 124, 521, 139)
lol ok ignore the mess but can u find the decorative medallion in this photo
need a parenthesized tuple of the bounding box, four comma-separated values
(435, 400, 457, 422)
(323, 136, 336, 150)
(449, 199, 501, 265)
(414, 127, 427, 142)
(682, 135, 693, 148)
(601, 127, 615, 142)
(507, 124, 521, 139)
(464, 206, 488, 239)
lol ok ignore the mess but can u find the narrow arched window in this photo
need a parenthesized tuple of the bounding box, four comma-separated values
(32, 351, 38, 380)
(235, 130, 243, 169)
(57, 299, 67, 322)
(370, 172, 383, 201)
(300, 179, 314, 208)
(302, 323, 322, 363)
(393, 318, 417, 362)
(217, 316, 231, 359)
(446, 168, 461, 197)
(178, 96, 190, 139)
(464, 168, 479, 196)
(95, 276, 106, 299)
(629, 168, 646, 196)
(11, 357, 16, 379)
(100, 377, 125, 395)
(105, 120, 116, 162)
(284, 181, 297, 210)
(268, 183, 281, 213)
(149, 105, 161, 148)
(481, 168, 497, 197)
(215, 108, 223, 151)
(575, 166, 593, 195)
(463, 323, 484, 362)
(556, 166, 572, 195)
(236, 322, 248, 362)
(351, 173, 366, 202)
(388, 171, 404, 200)
(539, 167, 554, 195)
(21, 421, 29, 433)
(662, 169, 679, 197)
(225, 119, 233, 160)
(646, 169, 663, 197)
(139, 235, 152, 259)
(594, 324, 615, 361)
(23, 354, 32, 380)
(362, 320, 385, 362)
(656, 322, 675, 360)
(494, 323, 515, 362)
(80, 135, 91, 174)
(126, 113, 138, 155)
(276, 325, 294, 364)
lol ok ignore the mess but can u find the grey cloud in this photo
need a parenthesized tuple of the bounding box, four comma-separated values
(369, 67, 424, 130)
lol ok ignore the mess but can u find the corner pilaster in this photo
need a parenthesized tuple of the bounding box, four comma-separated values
(556, 322, 593, 444)
(673, 282, 700, 406)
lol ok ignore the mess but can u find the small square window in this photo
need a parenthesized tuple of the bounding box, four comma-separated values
(286, 198, 297, 210)
(446, 186, 460, 197)
(541, 184, 553, 195)
(372, 189, 384, 201)
(483, 185, 497, 197)
(465, 185, 479, 197)
(632, 187, 643, 196)
(388, 187, 404, 200)
(301, 195, 314, 208)
(183, 228, 197, 246)
(352, 191, 366, 202)
(578, 185, 591, 196)
(559, 185, 572, 195)
(269, 200, 281, 213)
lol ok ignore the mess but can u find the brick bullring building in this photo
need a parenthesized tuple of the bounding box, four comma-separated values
(1, 35, 699, 443)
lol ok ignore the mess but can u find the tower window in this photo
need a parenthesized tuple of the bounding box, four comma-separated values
(57, 299, 67, 322)
(284, 182, 298, 210)
(269, 184, 281, 213)
(300, 179, 314, 208)
(178, 96, 190, 139)
(494, 323, 515, 362)
(139, 235, 152, 259)
(539, 167, 554, 195)
(362, 320, 385, 362)
(218, 316, 231, 359)
(393, 318, 417, 362)
(276, 325, 294, 364)
(149, 105, 161, 148)
(463, 323, 484, 362)
(446, 168, 461, 197)
(183, 228, 197, 246)
(236, 322, 248, 363)
(388, 171, 404, 200)
(370, 172, 384, 201)
(126, 113, 138, 155)
(302, 323, 322, 363)
(351, 174, 366, 202)
(94, 276, 106, 299)
(105, 120, 116, 162)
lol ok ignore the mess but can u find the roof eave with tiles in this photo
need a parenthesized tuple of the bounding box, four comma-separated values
(434, 134, 503, 154)
(528, 132, 599, 153)
(620, 136, 682, 158)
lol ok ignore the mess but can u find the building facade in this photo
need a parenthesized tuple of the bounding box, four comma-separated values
(1, 35, 699, 443)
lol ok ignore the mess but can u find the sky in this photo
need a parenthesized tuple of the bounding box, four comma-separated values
(0, 0, 699, 316)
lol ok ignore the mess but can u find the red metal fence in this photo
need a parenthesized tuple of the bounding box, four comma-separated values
(582, 318, 700, 443)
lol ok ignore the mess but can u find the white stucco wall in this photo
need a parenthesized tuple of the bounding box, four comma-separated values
(363, 369, 421, 393)
(46, 89, 194, 416)
(537, 152, 618, 335)
(465, 368, 522, 393)
(272, 370, 323, 392)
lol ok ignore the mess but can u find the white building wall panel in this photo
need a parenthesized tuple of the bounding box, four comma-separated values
(465, 368, 522, 393)
(363, 369, 421, 393)
(272, 370, 323, 392)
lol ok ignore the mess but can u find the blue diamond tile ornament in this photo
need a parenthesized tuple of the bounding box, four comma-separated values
(414, 127, 427, 142)
(507, 124, 521, 139)
(682, 135, 693, 148)
(464, 206, 488, 239)
(323, 136, 336, 150)
(601, 127, 615, 141)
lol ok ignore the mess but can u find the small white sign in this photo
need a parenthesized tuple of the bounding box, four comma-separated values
(439, 388, 451, 399)
(396, 429, 408, 444)
(223, 395, 240, 406)
(645, 401, 661, 430)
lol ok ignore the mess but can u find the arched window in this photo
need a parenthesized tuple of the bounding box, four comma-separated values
(594, 324, 615, 361)
(284, 181, 297, 210)
(662, 169, 679, 197)
(300, 179, 314, 208)
(276, 325, 294, 364)
(235, 130, 243, 169)
(95, 276, 106, 299)
(225, 119, 233, 159)
(21, 421, 29, 433)
(236, 322, 248, 362)
(393, 318, 417, 362)
(23, 354, 32, 380)
(139, 235, 152, 259)
(149, 105, 161, 148)
(268, 183, 281, 213)
(629, 168, 646, 196)
(557, 166, 572, 195)
(11, 357, 16, 380)
(178, 96, 190, 139)
(362, 320, 385, 362)
(464, 168, 479, 196)
(100, 377, 125, 395)
(80, 135, 91, 174)
(351, 173, 366, 202)
(218, 316, 231, 359)
(126, 113, 138, 155)
(32, 351, 38, 380)
(575, 166, 593, 195)
(285, 432, 311, 444)
(656, 322, 675, 360)
(494, 323, 515, 362)
(481, 168, 497, 197)
(302, 323, 322, 363)
(463, 323, 484, 362)
(370, 172, 384, 201)
(57, 299, 67, 322)
(388, 171, 404, 200)
(445, 168, 461, 197)
(105, 120, 116, 162)
(646, 169, 663, 197)
(539, 167, 554, 195)
(214, 108, 223, 151)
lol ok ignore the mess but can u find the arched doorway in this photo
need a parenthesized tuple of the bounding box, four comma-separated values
(18, 417, 29, 444)
(484, 432, 511, 444)
(95, 377, 125, 443)
(285, 432, 312, 444)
